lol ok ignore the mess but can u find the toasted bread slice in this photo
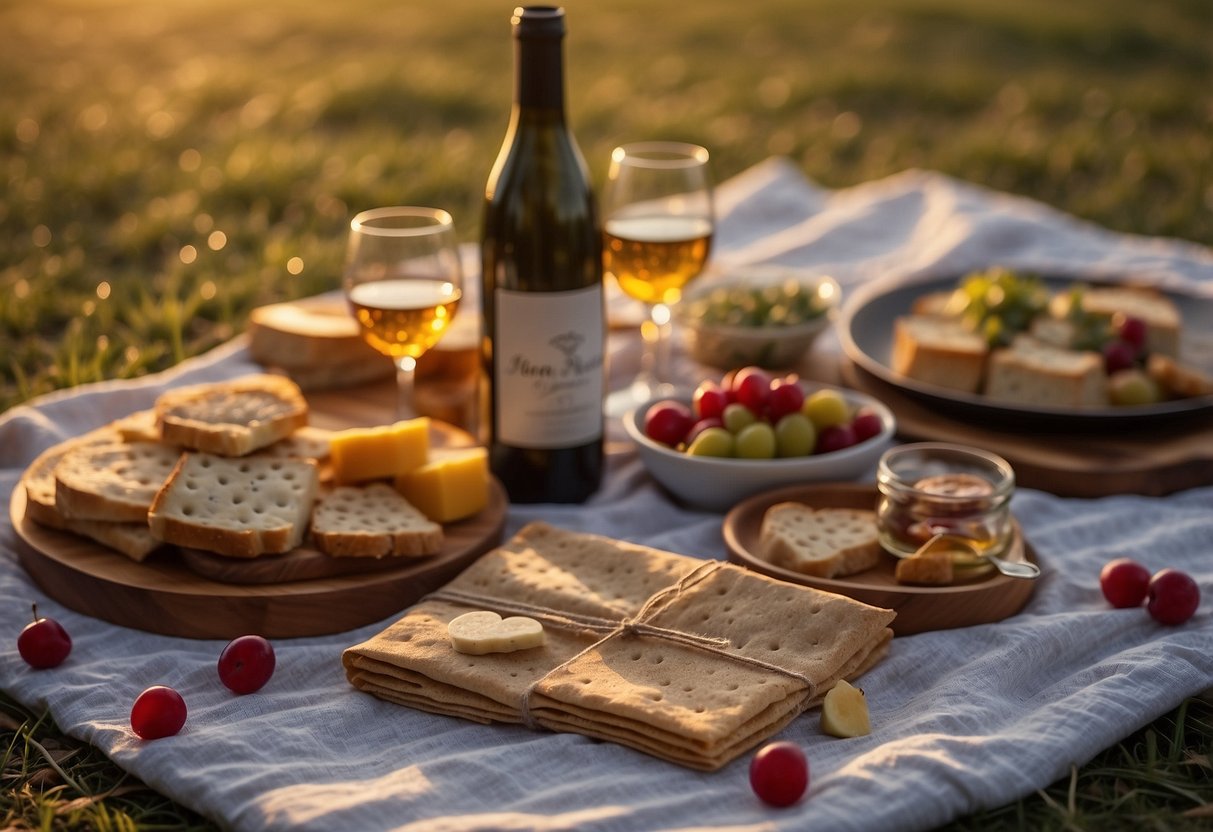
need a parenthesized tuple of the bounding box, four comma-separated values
(148, 452, 319, 558)
(310, 483, 443, 558)
(757, 503, 882, 579)
(891, 315, 988, 393)
(24, 431, 164, 561)
(155, 374, 309, 456)
(53, 440, 182, 522)
(984, 335, 1107, 407)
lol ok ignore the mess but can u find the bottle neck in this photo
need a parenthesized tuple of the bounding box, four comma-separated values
(514, 34, 566, 115)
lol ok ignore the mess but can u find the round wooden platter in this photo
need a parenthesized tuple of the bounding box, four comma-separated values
(10, 425, 509, 641)
(722, 483, 1040, 636)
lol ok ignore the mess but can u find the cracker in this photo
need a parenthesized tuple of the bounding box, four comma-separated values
(311, 483, 442, 558)
(53, 440, 182, 522)
(343, 522, 896, 770)
(155, 374, 309, 457)
(148, 452, 319, 558)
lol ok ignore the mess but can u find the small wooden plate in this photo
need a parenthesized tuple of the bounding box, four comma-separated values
(722, 483, 1040, 636)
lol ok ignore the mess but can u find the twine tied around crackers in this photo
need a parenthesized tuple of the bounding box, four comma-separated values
(426, 559, 818, 729)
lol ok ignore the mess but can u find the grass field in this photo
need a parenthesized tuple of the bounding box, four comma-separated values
(2, 0, 1211, 828)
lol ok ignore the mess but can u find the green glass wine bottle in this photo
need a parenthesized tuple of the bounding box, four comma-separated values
(480, 6, 605, 504)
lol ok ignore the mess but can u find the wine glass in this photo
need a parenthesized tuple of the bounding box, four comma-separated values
(343, 206, 464, 420)
(602, 141, 714, 416)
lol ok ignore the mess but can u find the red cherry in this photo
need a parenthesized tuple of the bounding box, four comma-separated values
(131, 686, 187, 740)
(1099, 558, 1151, 608)
(767, 378, 806, 422)
(734, 367, 773, 414)
(1102, 339, 1136, 374)
(749, 741, 809, 807)
(17, 604, 72, 669)
(217, 635, 276, 695)
(1146, 569, 1200, 626)
(849, 408, 884, 443)
(1117, 316, 1148, 353)
(643, 401, 694, 447)
(692, 381, 729, 421)
(815, 424, 857, 454)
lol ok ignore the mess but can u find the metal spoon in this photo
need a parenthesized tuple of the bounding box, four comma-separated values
(912, 532, 1041, 580)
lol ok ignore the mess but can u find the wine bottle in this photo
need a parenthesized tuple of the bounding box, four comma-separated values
(480, 5, 605, 503)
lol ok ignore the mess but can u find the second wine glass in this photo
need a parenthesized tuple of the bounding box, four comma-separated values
(603, 141, 714, 416)
(343, 206, 464, 420)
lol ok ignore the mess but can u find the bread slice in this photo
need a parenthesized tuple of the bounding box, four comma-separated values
(310, 483, 443, 558)
(53, 440, 183, 522)
(756, 503, 882, 578)
(155, 374, 309, 456)
(148, 452, 319, 558)
(111, 409, 161, 443)
(248, 296, 387, 369)
(891, 315, 988, 393)
(1077, 286, 1180, 358)
(983, 335, 1107, 407)
(24, 431, 164, 561)
(256, 426, 333, 461)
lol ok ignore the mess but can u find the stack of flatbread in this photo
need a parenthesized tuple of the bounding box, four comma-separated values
(343, 522, 895, 771)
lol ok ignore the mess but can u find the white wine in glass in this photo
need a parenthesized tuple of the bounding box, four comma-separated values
(603, 142, 714, 415)
(343, 206, 463, 420)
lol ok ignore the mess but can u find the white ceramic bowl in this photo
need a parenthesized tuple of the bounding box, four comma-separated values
(622, 384, 896, 512)
(676, 266, 840, 370)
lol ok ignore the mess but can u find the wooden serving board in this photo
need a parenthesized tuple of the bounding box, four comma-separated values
(11, 385, 508, 640)
(723, 483, 1039, 636)
(840, 360, 1213, 497)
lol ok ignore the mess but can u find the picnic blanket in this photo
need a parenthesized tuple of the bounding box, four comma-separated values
(2, 157, 1211, 831)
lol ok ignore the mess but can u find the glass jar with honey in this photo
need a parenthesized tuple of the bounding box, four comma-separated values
(876, 442, 1015, 559)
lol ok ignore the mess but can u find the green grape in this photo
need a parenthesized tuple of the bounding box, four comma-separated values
(734, 422, 777, 459)
(802, 389, 850, 429)
(774, 413, 816, 457)
(686, 427, 735, 457)
(722, 402, 758, 433)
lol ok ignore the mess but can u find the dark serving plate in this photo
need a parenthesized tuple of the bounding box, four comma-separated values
(838, 272, 1213, 430)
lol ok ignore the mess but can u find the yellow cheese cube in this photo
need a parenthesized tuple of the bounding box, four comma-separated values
(395, 446, 489, 523)
(329, 418, 430, 484)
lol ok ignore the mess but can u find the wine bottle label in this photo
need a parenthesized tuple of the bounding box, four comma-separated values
(494, 285, 604, 447)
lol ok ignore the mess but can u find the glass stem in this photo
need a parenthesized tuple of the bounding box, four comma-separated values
(639, 302, 673, 392)
(395, 355, 418, 420)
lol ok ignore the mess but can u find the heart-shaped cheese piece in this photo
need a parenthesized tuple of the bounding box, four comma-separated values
(447, 610, 545, 655)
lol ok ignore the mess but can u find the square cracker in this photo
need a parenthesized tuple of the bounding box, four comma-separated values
(148, 452, 319, 557)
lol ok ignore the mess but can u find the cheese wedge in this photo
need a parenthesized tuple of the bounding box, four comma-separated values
(329, 418, 430, 484)
(395, 446, 489, 523)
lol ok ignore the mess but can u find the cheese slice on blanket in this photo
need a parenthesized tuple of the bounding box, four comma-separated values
(343, 522, 895, 771)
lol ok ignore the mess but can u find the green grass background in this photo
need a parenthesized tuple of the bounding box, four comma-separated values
(2, 0, 1210, 410)
(1, 0, 1211, 829)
